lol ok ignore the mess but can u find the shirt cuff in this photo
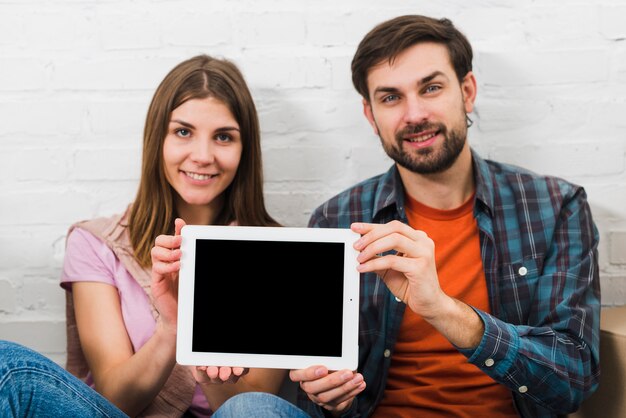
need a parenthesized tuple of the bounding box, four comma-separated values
(458, 308, 520, 377)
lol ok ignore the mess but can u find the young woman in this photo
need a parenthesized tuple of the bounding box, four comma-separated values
(0, 55, 286, 418)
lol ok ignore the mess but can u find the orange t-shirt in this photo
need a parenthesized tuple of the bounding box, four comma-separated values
(372, 193, 518, 418)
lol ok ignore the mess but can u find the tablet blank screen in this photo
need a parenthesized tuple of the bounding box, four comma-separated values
(192, 239, 344, 357)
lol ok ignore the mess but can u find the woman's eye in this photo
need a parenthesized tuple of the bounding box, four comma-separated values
(176, 128, 191, 138)
(216, 133, 231, 142)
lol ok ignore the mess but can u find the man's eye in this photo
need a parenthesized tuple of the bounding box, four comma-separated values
(382, 95, 399, 103)
(425, 85, 441, 94)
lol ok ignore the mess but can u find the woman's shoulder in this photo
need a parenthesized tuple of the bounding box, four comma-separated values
(69, 205, 130, 235)
(62, 205, 138, 287)
(70, 205, 132, 240)
(62, 225, 119, 287)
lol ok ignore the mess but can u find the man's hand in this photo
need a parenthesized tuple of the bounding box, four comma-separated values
(351, 220, 447, 319)
(289, 366, 365, 416)
(351, 220, 484, 348)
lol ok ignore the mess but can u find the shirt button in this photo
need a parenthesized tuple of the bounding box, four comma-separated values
(383, 349, 391, 358)
(518, 385, 528, 393)
(394, 296, 402, 302)
(518, 266, 528, 276)
(484, 358, 495, 367)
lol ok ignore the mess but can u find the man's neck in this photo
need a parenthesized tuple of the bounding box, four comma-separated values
(398, 146, 475, 210)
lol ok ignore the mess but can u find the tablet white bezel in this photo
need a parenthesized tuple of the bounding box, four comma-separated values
(176, 225, 360, 370)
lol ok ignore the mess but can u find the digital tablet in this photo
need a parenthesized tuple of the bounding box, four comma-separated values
(176, 225, 360, 370)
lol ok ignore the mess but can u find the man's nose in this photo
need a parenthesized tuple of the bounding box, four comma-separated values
(403, 95, 429, 125)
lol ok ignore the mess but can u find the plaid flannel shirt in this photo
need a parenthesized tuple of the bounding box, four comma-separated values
(298, 149, 600, 418)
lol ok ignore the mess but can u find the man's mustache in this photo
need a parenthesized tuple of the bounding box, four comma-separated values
(396, 123, 445, 138)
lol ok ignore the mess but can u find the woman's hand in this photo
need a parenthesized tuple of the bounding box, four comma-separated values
(150, 218, 186, 335)
(190, 366, 250, 385)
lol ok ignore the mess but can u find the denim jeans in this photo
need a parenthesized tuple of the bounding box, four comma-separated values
(1, 339, 311, 418)
(0, 340, 128, 418)
(213, 392, 310, 418)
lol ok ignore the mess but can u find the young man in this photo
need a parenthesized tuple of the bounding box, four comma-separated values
(216, 14, 601, 418)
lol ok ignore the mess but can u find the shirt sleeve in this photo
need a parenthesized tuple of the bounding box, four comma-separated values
(460, 187, 601, 415)
(60, 227, 117, 290)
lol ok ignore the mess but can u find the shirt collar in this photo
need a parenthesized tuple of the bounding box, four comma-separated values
(372, 164, 405, 220)
(471, 149, 495, 217)
(371, 148, 496, 220)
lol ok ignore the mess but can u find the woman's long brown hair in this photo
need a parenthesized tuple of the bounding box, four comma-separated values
(129, 55, 278, 267)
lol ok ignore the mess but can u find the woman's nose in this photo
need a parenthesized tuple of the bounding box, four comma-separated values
(190, 139, 214, 165)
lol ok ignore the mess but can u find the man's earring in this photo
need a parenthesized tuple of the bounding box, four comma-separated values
(466, 114, 474, 128)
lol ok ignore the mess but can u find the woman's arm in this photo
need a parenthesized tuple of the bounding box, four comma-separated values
(73, 281, 177, 417)
(152, 218, 288, 411)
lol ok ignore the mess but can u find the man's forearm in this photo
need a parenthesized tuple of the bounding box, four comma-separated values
(425, 295, 484, 349)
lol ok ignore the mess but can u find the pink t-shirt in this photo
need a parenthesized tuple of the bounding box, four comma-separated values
(61, 227, 211, 417)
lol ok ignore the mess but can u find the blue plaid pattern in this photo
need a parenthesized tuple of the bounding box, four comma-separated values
(297, 149, 600, 418)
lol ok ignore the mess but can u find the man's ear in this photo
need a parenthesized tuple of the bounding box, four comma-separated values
(461, 71, 477, 114)
(362, 99, 379, 135)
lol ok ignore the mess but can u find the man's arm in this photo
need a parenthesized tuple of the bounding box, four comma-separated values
(352, 188, 600, 414)
(460, 188, 601, 414)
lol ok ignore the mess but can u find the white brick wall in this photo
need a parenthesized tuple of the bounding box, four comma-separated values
(1, 1, 625, 364)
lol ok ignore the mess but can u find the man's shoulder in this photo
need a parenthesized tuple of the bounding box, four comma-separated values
(481, 156, 583, 197)
(309, 170, 393, 228)
(330, 171, 389, 201)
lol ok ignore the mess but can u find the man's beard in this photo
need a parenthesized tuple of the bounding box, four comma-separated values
(380, 120, 467, 175)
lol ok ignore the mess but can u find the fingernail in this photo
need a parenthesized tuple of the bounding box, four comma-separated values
(315, 367, 325, 377)
(351, 375, 363, 385)
(341, 371, 352, 381)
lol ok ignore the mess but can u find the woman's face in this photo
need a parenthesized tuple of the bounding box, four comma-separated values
(163, 97, 242, 220)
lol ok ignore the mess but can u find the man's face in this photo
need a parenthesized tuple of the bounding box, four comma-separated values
(363, 42, 476, 175)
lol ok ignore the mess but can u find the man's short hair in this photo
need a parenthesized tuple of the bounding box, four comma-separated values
(351, 15, 473, 101)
